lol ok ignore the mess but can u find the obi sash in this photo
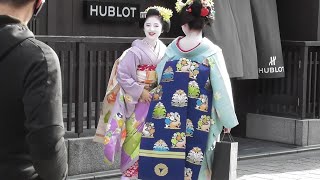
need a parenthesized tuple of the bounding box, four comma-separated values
(139, 59, 213, 180)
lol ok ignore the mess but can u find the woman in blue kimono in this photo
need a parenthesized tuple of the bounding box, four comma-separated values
(138, 0, 239, 179)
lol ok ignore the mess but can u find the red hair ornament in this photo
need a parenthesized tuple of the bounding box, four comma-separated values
(200, 7, 209, 17)
(186, 6, 210, 17)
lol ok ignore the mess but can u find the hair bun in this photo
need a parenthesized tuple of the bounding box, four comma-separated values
(190, 0, 202, 17)
(175, 0, 215, 20)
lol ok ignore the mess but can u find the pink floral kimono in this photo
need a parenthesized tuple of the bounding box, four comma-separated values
(94, 39, 166, 178)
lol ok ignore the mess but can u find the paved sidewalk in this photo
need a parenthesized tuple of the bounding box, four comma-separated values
(69, 137, 320, 180)
(237, 150, 320, 180)
(236, 137, 298, 158)
(100, 150, 320, 180)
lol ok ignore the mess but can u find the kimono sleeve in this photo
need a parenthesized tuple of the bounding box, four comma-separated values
(208, 50, 239, 129)
(116, 50, 144, 103)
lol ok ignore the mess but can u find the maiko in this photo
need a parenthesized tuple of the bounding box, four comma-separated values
(90, 5, 137, 18)
(258, 66, 284, 74)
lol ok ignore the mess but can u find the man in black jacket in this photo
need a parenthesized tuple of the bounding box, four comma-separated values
(0, 0, 68, 179)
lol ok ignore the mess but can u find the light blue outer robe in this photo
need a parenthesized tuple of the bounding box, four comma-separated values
(156, 37, 239, 179)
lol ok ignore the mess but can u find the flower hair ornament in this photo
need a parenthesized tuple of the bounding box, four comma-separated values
(140, 6, 173, 23)
(175, 0, 215, 20)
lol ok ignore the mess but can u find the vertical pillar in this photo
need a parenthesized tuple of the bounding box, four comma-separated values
(48, 0, 57, 35)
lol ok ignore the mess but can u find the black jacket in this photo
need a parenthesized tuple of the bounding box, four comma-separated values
(0, 15, 67, 180)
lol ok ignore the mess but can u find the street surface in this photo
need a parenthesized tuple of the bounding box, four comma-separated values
(237, 150, 320, 180)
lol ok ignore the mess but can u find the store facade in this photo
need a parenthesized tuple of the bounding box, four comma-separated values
(26, 0, 320, 177)
(31, 0, 320, 144)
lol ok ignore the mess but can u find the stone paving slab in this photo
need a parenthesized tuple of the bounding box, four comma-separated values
(68, 137, 120, 176)
(236, 137, 297, 157)
(237, 150, 320, 180)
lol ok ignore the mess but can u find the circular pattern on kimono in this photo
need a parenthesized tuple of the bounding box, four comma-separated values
(154, 163, 168, 176)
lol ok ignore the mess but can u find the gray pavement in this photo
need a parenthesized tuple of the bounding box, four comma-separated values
(237, 150, 320, 180)
(101, 150, 320, 180)
(236, 137, 298, 158)
(68, 137, 320, 180)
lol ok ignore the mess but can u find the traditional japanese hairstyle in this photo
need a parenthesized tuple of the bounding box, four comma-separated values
(175, 0, 215, 29)
(139, 6, 173, 33)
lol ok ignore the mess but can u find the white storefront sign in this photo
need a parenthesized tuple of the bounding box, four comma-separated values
(85, 1, 140, 22)
(258, 56, 285, 74)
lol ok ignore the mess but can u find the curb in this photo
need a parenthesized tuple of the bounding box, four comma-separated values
(68, 169, 121, 180)
(238, 145, 320, 160)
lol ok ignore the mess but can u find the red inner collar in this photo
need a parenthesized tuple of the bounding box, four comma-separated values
(176, 37, 201, 52)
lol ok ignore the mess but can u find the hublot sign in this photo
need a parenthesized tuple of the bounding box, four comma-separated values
(84, 1, 140, 22)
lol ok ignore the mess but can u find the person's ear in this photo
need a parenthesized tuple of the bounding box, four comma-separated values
(33, 0, 45, 17)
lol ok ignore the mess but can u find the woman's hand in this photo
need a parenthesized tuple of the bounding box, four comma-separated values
(140, 89, 151, 103)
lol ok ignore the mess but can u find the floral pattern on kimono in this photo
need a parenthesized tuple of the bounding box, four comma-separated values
(95, 39, 167, 173)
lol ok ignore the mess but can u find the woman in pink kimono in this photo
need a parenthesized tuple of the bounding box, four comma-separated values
(100, 6, 173, 180)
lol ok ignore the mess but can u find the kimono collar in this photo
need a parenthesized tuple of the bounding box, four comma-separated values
(165, 37, 220, 60)
(131, 39, 166, 64)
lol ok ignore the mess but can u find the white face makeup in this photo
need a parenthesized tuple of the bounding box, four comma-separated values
(144, 16, 163, 42)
